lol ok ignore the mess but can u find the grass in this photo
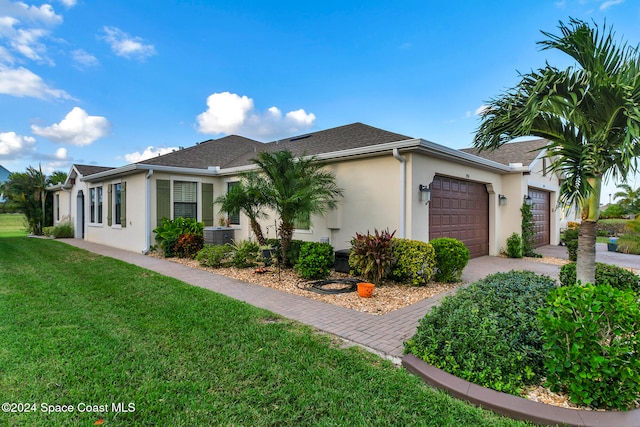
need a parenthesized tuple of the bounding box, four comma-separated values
(0, 236, 530, 426)
(0, 213, 28, 237)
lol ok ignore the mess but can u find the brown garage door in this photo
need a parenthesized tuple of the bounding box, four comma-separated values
(429, 175, 489, 258)
(528, 188, 550, 247)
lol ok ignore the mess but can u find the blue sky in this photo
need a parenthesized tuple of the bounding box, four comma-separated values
(0, 0, 638, 203)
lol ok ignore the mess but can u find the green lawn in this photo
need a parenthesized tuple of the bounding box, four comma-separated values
(0, 237, 530, 426)
(0, 213, 27, 237)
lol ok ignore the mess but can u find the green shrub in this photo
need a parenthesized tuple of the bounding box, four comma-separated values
(563, 227, 579, 262)
(229, 240, 260, 268)
(559, 262, 640, 294)
(195, 244, 231, 268)
(430, 237, 469, 283)
(521, 202, 540, 257)
(294, 242, 334, 279)
(597, 219, 631, 236)
(505, 233, 523, 258)
(616, 234, 640, 255)
(51, 222, 74, 238)
(42, 226, 54, 237)
(405, 271, 556, 395)
(599, 204, 627, 219)
(389, 238, 435, 286)
(348, 229, 396, 284)
(627, 219, 640, 234)
(153, 217, 204, 257)
(265, 238, 303, 267)
(538, 283, 640, 409)
(175, 233, 205, 258)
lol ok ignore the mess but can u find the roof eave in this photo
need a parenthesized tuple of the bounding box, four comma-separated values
(81, 164, 222, 182)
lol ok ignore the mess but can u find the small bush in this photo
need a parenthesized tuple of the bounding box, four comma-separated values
(389, 238, 435, 286)
(430, 238, 469, 283)
(505, 233, 523, 258)
(294, 242, 334, 279)
(195, 244, 231, 268)
(229, 240, 260, 268)
(153, 217, 204, 258)
(42, 226, 54, 237)
(563, 227, 579, 262)
(597, 219, 631, 236)
(599, 204, 627, 219)
(405, 271, 556, 395)
(265, 238, 303, 267)
(349, 229, 396, 284)
(538, 283, 640, 409)
(175, 233, 204, 258)
(559, 262, 640, 294)
(616, 234, 640, 255)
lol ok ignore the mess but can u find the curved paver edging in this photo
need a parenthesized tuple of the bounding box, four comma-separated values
(402, 354, 640, 427)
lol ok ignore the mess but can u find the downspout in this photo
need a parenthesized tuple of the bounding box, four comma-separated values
(392, 148, 406, 238)
(143, 169, 154, 254)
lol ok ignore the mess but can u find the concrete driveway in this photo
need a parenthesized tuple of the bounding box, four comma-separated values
(462, 243, 638, 284)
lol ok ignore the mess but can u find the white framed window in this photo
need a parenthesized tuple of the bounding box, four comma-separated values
(89, 186, 103, 224)
(173, 181, 197, 219)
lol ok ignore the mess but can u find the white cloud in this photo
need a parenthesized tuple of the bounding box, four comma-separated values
(196, 92, 316, 140)
(0, 45, 13, 63)
(71, 49, 98, 67)
(0, 65, 70, 98)
(600, 0, 623, 10)
(31, 107, 110, 146)
(124, 146, 179, 163)
(58, 0, 77, 8)
(475, 104, 490, 116)
(101, 26, 156, 60)
(0, 1, 63, 64)
(0, 131, 36, 159)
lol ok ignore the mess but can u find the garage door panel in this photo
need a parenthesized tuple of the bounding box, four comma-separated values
(430, 175, 489, 258)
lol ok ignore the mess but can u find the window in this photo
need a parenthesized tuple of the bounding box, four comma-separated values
(226, 182, 240, 225)
(90, 188, 96, 223)
(174, 181, 197, 219)
(90, 187, 103, 224)
(114, 183, 122, 225)
(97, 187, 103, 223)
(294, 212, 311, 230)
(55, 194, 60, 221)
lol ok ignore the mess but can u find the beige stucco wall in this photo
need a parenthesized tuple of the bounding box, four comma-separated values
(85, 172, 148, 253)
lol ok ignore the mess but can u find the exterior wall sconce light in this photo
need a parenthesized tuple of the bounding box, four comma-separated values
(419, 184, 431, 204)
(498, 194, 507, 206)
(524, 195, 533, 206)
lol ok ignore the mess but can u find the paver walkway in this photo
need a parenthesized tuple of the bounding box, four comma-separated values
(62, 239, 636, 363)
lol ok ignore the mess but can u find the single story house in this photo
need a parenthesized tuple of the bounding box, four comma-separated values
(48, 122, 575, 257)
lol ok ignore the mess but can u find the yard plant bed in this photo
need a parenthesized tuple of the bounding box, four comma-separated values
(0, 236, 527, 426)
(152, 253, 461, 315)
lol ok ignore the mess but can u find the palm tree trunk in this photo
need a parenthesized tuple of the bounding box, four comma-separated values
(576, 220, 597, 284)
(249, 218, 267, 246)
(279, 223, 294, 267)
(575, 178, 601, 285)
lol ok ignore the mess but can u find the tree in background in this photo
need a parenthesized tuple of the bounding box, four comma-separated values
(613, 183, 640, 214)
(474, 19, 640, 285)
(2, 166, 67, 235)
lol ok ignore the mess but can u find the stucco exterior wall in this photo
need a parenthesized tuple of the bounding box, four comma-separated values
(85, 172, 148, 253)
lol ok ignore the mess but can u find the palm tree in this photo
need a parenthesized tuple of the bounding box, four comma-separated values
(473, 19, 640, 285)
(3, 165, 48, 234)
(214, 177, 268, 246)
(252, 150, 343, 266)
(613, 183, 640, 214)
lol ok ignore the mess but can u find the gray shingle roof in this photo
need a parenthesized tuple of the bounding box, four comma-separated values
(74, 164, 114, 176)
(460, 139, 549, 167)
(138, 123, 413, 169)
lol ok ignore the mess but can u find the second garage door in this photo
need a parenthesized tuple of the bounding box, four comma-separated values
(429, 175, 489, 258)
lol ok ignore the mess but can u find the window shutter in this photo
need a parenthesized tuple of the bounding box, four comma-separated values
(107, 184, 112, 226)
(202, 183, 214, 226)
(120, 182, 126, 228)
(157, 180, 170, 226)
